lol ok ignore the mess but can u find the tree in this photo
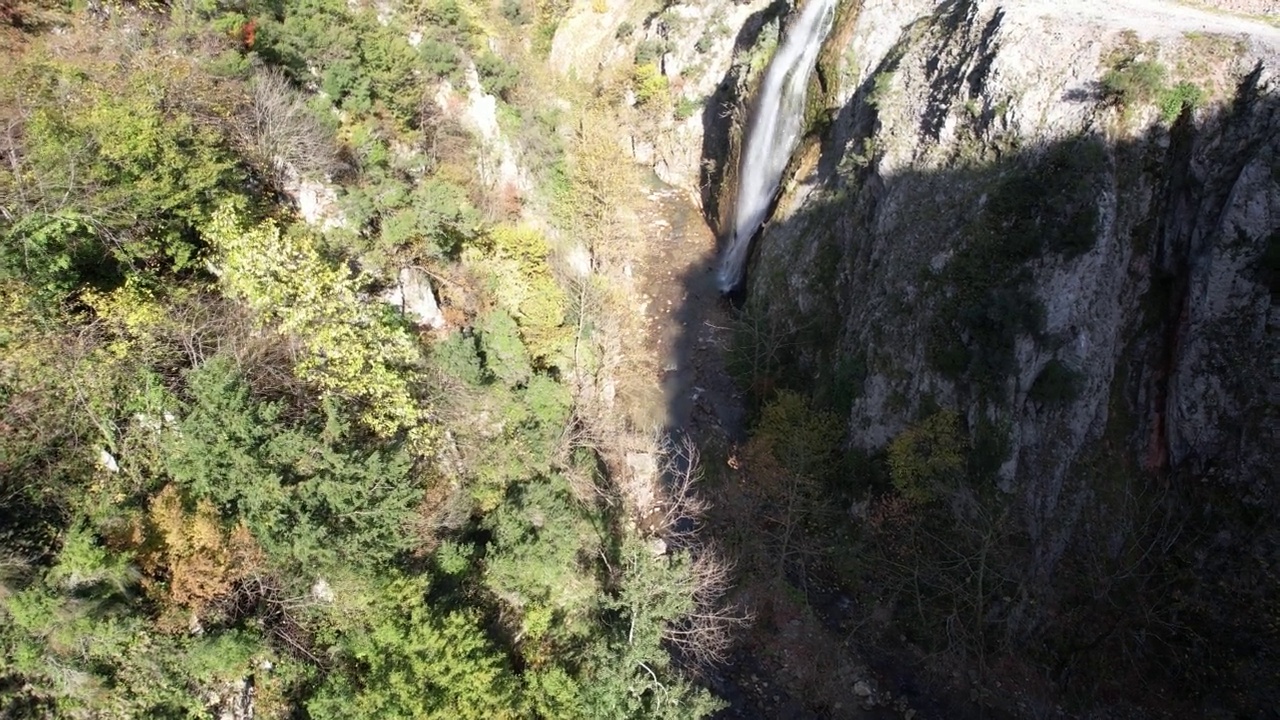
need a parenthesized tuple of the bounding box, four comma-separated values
(308, 575, 521, 720)
(0, 55, 244, 300)
(236, 67, 340, 185)
(203, 202, 432, 446)
(483, 476, 601, 643)
(887, 410, 965, 504)
(466, 224, 572, 366)
(162, 358, 418, 571)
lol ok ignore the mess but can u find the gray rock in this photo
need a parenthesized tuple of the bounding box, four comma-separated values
(382, 267, 445, 329)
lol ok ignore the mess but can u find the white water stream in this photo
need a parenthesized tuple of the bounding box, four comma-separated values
(717, 0, 838, 292)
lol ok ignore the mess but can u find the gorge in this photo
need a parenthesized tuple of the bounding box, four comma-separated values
(1, 0, 1277, 718)
(602, 0, 1280, 716)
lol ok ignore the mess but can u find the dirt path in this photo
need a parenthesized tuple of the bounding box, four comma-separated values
(1011, 0, 1280, 42)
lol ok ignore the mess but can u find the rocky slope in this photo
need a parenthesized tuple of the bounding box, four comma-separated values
(553, 0, 1279, 714)
(739, 0, 1278, 712)
(754, 0, 1277, 566)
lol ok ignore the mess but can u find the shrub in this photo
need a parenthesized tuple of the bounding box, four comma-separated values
(419, 34, 463, 81)
(615, 20, 634, 39)
(1101, 59, 1167, 108)
(888, 410, 966, 504)
(1157, 81, 1203, 122)
(632, 63, 669, 106)
(476, 51, 520, 101)
(500, 0, 528, 25)
(674, 95, 703, 120)
(634, 39, 667, 66)
(868, 70, 895, 108)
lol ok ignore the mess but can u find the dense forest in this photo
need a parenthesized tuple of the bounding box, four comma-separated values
(0, 0, 737, 716)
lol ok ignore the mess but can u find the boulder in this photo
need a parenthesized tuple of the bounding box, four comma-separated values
(382, 267, 445, 329)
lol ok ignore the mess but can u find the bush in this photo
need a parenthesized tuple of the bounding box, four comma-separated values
(888, 410, 966, 504)
(1157, 81, 1203, 123)
(632, 63, 669, 106)
(615, 20, 634, 39)
(674, 95, 703, 120)
(868, 70, 895, 108)
(1101, 59, 1167, 108)
(500, 0, 529, 25)
(634, 39, 667, 66)
(476, 51, 520, 101)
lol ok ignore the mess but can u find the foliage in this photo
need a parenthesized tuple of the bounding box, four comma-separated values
(1101, 59, 1167, 108)
(1, 532, 291, 718)
(632, 63, 670, 106)
(581, 537, 727, 719)
(478, 308, 535, 387)
(674, 96, 704, 121)
(0, 6, 726, 718)
(308, 575, 522, 720)
(501, 0, 530, 25)
(484, 476, 600, 638)
(467, 224, 572, 366)
(204, 203, 432, 445)
(1157, 80, 1203, 122)
(887, 410, 966, 504)
(0, 55, 244, 301)
(162, 358, 419, 571)
(442, 316, 572, 507)
(255, 0, 423, 123)
(477, 51, 522, 102)
(752, 391, 843, 480)
(868, 70, 895, 108)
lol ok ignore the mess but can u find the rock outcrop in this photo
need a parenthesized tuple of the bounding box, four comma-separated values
(739, 0, 1278, 710)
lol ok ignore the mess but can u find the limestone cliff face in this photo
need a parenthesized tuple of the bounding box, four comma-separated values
(754, 0, 1279, 581)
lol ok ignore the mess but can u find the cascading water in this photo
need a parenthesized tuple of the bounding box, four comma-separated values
(717, 0, 837, 293)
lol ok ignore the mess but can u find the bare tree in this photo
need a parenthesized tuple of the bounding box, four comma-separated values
(236, 68, 340, 186)
(647, 435, 711, 548)
(645, 435, 752, 669)
(663, 544, 749, 669)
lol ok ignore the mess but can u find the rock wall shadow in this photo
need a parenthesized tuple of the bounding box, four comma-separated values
(669, 48, 1280, 719)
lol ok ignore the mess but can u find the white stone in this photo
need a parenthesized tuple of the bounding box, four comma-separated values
(98, 448, 119, 473)
(381, 268, 445, 329)
(311, 578, 335, 603)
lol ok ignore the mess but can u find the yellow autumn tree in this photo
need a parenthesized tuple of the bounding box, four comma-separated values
(202, 203, 432, 447)
(464, 223, 571, 366)
(887, 410, 966, 504)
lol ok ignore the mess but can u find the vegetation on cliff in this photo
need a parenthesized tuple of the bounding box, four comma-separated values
(0, 0, 735, 717)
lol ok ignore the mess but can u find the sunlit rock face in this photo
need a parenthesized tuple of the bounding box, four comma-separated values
(748, 0, 1279, 593)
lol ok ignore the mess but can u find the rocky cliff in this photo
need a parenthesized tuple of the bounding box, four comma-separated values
(754, 0, 1277, 564)
(552, 0, 1279, 713)
(741, 0, 1279, 711)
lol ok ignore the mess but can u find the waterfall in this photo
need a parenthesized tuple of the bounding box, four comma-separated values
(717, 0, 837, 293)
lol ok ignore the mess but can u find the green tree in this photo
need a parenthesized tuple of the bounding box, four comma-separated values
(484, 476, 600, 639)
(163, 358, 418, 571)
(887, 410, 966, 504)
(0, 57, 244, 300)
(308, 575, 522, 720)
